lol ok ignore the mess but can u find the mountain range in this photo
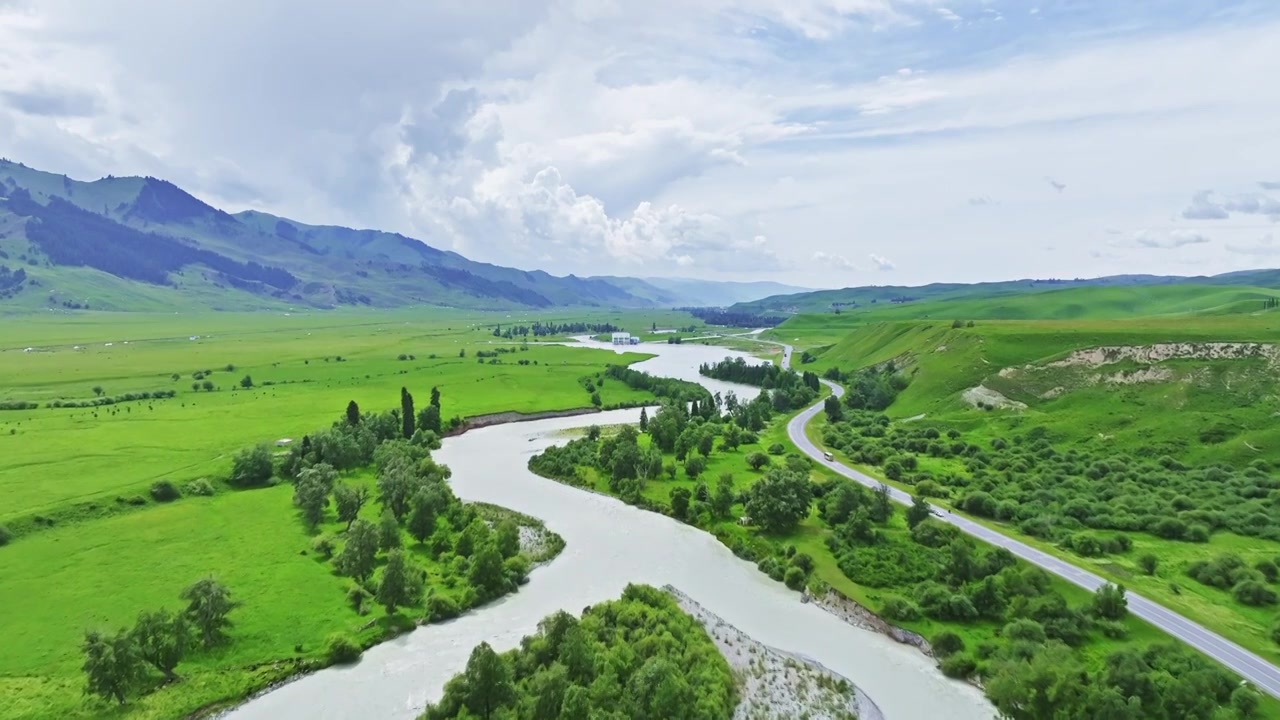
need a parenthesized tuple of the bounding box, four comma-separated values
(0, 159, 810, 312)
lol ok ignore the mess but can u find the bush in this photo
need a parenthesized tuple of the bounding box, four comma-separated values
(931, 631, 965, 658)
(324, 633, 362, 664)
(184, 478, 215, 496)
(124, 495, 148, 506)
(784, 566, 807, 591)
(0, 525, 11, 546)
(1096, 619, 1128, 639)
(880, 597, 921, 622)
(313, 535, 336, 559)
(1233, 580, 1278, 607)
(767, 443, 785, 455)
(347, 585, 370, 612)
(426, 594, 460, 622)
(149, 480, 181, 502)
(939, 652, 977, 679)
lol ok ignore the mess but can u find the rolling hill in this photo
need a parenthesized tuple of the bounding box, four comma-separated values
(736, 271, 1280, 317)
(0, 159, 801, 312)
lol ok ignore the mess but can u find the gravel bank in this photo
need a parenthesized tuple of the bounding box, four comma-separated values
(666, 586, 884, 720)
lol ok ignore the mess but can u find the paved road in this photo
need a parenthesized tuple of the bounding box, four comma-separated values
(752, 335, 1280, 698)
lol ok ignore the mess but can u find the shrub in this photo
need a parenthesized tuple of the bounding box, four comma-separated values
(1255, 559, 1279, 583)
(1001, 619, 1046, 644)
(313, 535, 336, 559)
(784, 566, 807, 591)
(426, 594, 460, 622)
(1271, 620, 1280, 646)
(767, 443, 785, 455)
(325, 633, 362, 664)
(1096, 620, 1128, 639)
(939, 653, 977, 679)
(347, 585, 370, 611)
(0, 525, 11, 546)
(1233, 580, 1278, 607)
(880, 597, 921, 622)
(931, 631, 965, 658)
(184, 478, 215, 496)
(1137, 553, 1158, 575)
(149, 480, 181, 502)
(124, 495, 147, 506)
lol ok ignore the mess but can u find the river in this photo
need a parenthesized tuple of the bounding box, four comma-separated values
(223, 341, 994, 720)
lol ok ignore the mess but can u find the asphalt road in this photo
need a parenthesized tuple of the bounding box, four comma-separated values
(763, 337, 1280, 698)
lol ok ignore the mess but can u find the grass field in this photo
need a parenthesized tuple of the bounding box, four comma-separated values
(0, 309, 716, 528)
(0, 307, 698, 719)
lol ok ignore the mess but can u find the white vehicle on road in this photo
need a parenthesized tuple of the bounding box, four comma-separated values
(822, 451, 834, 461)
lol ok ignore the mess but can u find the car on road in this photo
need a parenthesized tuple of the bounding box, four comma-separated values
(822, 451, 834, 461)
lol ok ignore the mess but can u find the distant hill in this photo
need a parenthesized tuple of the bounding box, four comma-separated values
(734, 272, 1280, 316)
(0, 159, 797, 312)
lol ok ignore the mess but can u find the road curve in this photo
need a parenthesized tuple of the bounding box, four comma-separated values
(758, 336, 1280, 698)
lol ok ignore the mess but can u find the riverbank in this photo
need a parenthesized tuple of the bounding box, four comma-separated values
(666, 586, 882, 720)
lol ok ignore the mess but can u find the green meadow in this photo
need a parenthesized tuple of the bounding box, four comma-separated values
(0, 307, 698, 719)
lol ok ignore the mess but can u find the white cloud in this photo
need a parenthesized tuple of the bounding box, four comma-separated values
(869, 253, 896, 270)
(1261, 181, 1280, 190)
(935, 7, 961, 22)
(1225, 234, 1280, 257)
(1180, 189, 1280, 221)
(1182, 190, 1229, 220)
(814, 251, 859, 270)
(967, 195, 994, 206)
(1130, 229, 1211, 249)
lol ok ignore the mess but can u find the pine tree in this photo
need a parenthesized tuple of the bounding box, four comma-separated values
(639, 407, 648, 432)
(346, 400, 360, 426)
(430, 386, 441, 408)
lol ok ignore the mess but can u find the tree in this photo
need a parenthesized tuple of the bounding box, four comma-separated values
(229, 443, 273, 487)
(201, 379, 215, 392)
(985, 642, 1089, 719)
(407, 488, 441, 544)
(712, 473, 735, 519)
(430, 385, 441, 409)
(590, 391, 602, 407)
(1233, 685, 1261, 718)
(418, 404, 443, 435)
(132, 609, 188, 681)
(293, 474, 330, 529)
(684, 455, 706, 480)
(1091, 583, 1128, 620)
(468, 542, 509, 600)
(92, 385, 104, 397)
(337, 519, 379, 582)
(638, 407, 648, 432)
(823, 395, 843, 422)
(629, 657, 694, 720)
(82, 628, 142, 705)
(239, 374, 253, 389)
(400, 387, 415, 439)
(378, 461, 422, 521)
(870, 483, 894, 523)
(697, 431, 714, 457)
(462, 642, 515, 719)
(180, 577, 238, 648)
(744, 468, 813, 534)
(907, 495, 932, 529)
(334, 483, 370, 531)
(495, 519, 521, 559)
(746, 452, 770, 471)
(670, 487, 692, 520)
(346, 400, 360, 426)
(376, 549, 424, 615)
(378, 510, 402, 551)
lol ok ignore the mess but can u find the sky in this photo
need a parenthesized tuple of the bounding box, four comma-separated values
(1, 0, 1279, 288)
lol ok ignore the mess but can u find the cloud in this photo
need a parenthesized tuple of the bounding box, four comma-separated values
(869, 253, 895, 270)
(967, 195, 994, 206)
(1130, 229, 1211, 249)
(935, 7, 961, 23)
(813, 251, 858, 270)
(0, 85, 100, 117)
(1046, 177, 1066, 192)
(1261, 181, 1280, 190)
(1180, 189, 1280, 221)
(1225, 234, 1280, 258)
(1181, 190, 1229, 219)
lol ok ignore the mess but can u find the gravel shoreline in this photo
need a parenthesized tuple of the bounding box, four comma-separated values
(665, 586, 885, 720)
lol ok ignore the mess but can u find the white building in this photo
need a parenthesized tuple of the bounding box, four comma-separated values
(611, 332, 631, 345)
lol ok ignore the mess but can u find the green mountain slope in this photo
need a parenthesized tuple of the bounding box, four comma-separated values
(0, 159, 796, 312)
(737, 273, 1280, 316)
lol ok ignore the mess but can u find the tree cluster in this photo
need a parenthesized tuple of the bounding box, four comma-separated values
(421, 584, 737, 720)
(81, 578, 237, 705)
(699, 357, 818, 412)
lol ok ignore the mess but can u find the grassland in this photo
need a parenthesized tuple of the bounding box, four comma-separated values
(0, 307, 700, 720)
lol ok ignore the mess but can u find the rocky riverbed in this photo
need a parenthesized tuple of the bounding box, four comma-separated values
(667, 586, 884, 720)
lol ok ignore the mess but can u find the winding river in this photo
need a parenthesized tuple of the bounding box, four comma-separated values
(223, 341, 994, 720)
